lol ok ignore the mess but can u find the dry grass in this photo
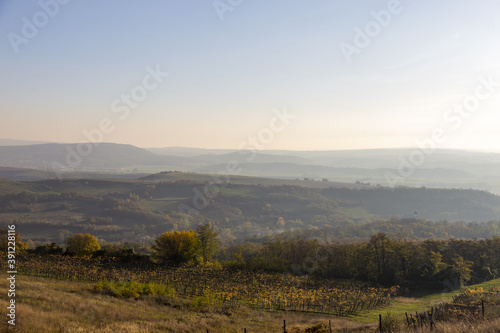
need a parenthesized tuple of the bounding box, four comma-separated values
(392, 297, 419, 304)
(2, 274, 499, 332)
(395, 317, 500, 333)
(0, 274, 373, 333)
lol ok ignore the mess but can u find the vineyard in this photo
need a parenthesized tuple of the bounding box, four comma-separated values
(404, 286, 500, 329)
(17, 254, 398, 317)
(438, 287, 500, 320)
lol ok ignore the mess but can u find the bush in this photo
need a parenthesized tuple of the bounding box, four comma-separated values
(189, 294, 220, 312)
(32, 242, 63, 255)
(142, 282, 176, 297)
(119, 280, 143, 298)
(304, 322, 329, 333)
(94, 280, 176, 299)
(380, 312, 401, 333)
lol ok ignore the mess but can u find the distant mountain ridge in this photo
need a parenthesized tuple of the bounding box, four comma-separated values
(0, 143, 187, 170)
(2, 142, 500, 194)
(0, 139, 52, 146)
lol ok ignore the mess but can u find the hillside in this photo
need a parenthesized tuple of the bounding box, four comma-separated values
(0, 166, 148, 181)
(0, 138, 51, 146)
(0, 143, 188, 170)
(1, 172, 500, 244)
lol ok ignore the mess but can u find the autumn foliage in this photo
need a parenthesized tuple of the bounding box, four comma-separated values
(65, 233, 100, 256)
(152, 230, 201, 265)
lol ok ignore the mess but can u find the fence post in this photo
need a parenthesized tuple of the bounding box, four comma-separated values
(430, 307, 435, 330)
(481, 299, 485, 317)
(379, 314, 382, 332)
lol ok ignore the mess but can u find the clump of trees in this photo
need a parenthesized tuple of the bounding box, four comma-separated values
(33, 242, 64, 255)
(152, 223, 219, 265)
(220, 233, 496, 289)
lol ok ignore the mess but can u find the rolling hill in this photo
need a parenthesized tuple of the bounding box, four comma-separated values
(2, 143, 500, 194)
(0, 143, 189, 170)
(1, 172, 500, 244)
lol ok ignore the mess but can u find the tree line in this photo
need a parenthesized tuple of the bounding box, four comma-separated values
(280, 218, 500, 241)
(1, 223, 219, 265)
(221, 234, 500, 289)
(4, 226, 500, 291)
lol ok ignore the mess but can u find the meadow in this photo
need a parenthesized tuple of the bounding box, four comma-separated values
(17, 253, 397, 317)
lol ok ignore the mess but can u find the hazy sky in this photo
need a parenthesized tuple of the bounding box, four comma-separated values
(1, 1, 500, 151)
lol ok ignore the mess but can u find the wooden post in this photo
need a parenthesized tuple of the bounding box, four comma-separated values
(283, 319, 286, 333)
(482, 299, 485, 317)
(430, 307, 435, 330)
(405, 312, 409, 327)
(379, 314, 382, 332)
(329, 320, 332, 333)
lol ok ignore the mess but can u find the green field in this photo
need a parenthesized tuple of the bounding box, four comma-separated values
(354, 278, 500, 324)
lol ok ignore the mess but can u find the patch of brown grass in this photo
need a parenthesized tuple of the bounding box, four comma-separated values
(4, 275, 497, 332)
(0, 274, 375, 333)
(395, 317, 500, 333)
(392, 297, 419, 304)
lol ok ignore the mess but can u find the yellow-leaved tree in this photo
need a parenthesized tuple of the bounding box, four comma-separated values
(65, 233, 100, 256)
(0, 228, 28, 253)
(152, 230, 200, 265)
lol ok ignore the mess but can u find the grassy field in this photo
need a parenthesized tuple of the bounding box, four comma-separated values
(0, 274, 375, 333)
(141, 172, 368, 189)
(1, 274, 500, 332)
(353, 278, 500, 324)
(139, 197, 190, 211)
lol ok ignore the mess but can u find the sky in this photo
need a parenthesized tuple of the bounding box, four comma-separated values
(1, 0, 500, 151)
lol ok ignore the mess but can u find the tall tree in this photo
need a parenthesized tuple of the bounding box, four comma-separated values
(449, 255, 473, 287)
(0, 228, 28, 254)
(422, 251, 448, 281)
(196, 223, 219, 263)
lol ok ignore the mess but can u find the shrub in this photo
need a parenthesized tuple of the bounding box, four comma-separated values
(94, 280, 176, 299)
(304, 322, 329, 333)
(142, 282, 176, 297)
(190, 296, 215, 311)
(380, 312, 401, 333)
